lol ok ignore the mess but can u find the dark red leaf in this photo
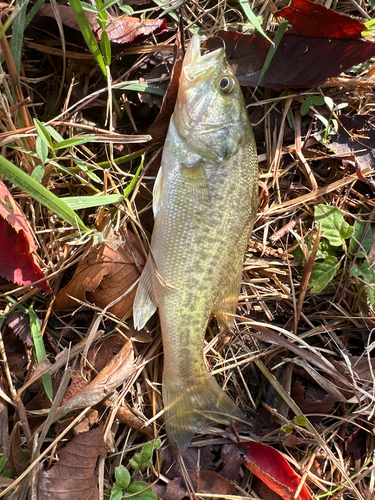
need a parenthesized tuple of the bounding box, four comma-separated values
(275, 0, 366, 39)
(0, 180, 51, 292)
(207, 31, 375, 88)
(243, 442, 313, 500)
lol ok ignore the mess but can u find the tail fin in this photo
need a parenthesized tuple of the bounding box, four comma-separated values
(163, 370, 245, 454)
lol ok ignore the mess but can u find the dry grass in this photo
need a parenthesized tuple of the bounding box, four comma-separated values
(0, 0, 375, 499)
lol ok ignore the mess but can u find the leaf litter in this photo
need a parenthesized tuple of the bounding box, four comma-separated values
(1, 0, 375, 499)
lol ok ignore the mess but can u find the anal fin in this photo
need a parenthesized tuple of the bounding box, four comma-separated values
(213, 270, 242, 330)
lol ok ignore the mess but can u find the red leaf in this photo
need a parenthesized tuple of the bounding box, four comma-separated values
(275, 0, 366, 39)
(207, 30, 375, 88)
(0, 180, 51, 292)
(242, 442, 313, 500)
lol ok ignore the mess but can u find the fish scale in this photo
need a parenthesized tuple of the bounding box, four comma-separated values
(133, 35, 258, 454)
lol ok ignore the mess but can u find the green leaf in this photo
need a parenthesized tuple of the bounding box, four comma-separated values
(35, 136, 48, 163)
(52, 136, 97, 150)
(117, 83, 166, 97)
(126, 482, 157, 500)
(129, 439, 161, 471)
(46, 125, 64, 144)
(69, 0, 107, 77)
(293, 415, 308, 426)
(309, 255, 339, 293)
(0, 155, 89, 232)
(29, 305, 53, 400)
(109, 485, 123, 500)
(115, 465, 131, 489)
(314, 204, 354, 247)
(281, 425, 293, 436)
(87, 170, 103, 184)
(350, 262, 375, 305)
(31, 164, 45, 183)
(62, 194, 124, 210)
(300, 99, 311, 117)
(100, 30, 111, 66)
(348, 217, 372, 257)
(34, 118, 53, 149)
(239, 0, 272, 43)
(309, 96, 325, 106)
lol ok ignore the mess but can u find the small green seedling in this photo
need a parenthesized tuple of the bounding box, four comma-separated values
(106, 439, 161, 500)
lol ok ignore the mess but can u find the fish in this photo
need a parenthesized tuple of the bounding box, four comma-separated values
(133, 34, 259, 454)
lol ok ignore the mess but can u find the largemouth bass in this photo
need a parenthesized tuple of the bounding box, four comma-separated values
(133, 35, 258, 453)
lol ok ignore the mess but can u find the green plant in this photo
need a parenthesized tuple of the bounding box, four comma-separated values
(294, 204, 374, 300)
(315, 97, 348, 142)
(105, 439, 161, 500)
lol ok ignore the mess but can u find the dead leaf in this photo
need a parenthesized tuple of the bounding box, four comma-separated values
(5, 312, 34, 348)
(36, 427, 107, 500)
(53, 339, 135, 422)
(152, 477, 186, 500)
(0, 180, 51, 291)
(243, 442, 313, 500)
(8, 423, 30, 477)
(54, 231, 145, 318)
(196, 470, 237, 496)
(327, 114, 375, 172)
(38, 4, 168, 46)
(148, 34, 183, 142)
(219, 443, 242, 480)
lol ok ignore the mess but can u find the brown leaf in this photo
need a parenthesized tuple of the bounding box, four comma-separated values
(219, 443, 242, 480)
(196, 470, 237, 496)
(38, 4, 168, 46)
(53, 339, 135, 422)
(36, 427, 107, 500)
(0, 180, 51, 291)
(148, 34, 183, 142)
(54, 232, 145, 318)
(326, 114, 375, 172)
(153, 477, 186, 500)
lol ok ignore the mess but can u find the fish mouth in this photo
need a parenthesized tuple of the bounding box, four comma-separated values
(183, 35, 225, 81)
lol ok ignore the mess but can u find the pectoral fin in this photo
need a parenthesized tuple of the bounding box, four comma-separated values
(213, 270, 242, 329)
(153, 166, 164, 217)
(133, 257, 157, 330)
(180, 160, 210, 207)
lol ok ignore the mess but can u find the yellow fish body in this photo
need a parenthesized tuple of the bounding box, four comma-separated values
(133, 35, 258, 453)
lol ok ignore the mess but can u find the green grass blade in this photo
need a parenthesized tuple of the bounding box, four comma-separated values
(0, 156, 89, 232)
(25, 0, 46, 28)
(52, 136, 97, 150)
(29, 304, 53, 401)
(123, 162, 143, 198)
(0, 6, 21, 40)
(257, 19, 288, 87)
(69, 0, 107, 78)
(239, 0, 273, 43)
(11, 0, 28, 77)
(62, 194, 124, 210)
(34, 119, 53, 149)
(117, 83, 166, 96)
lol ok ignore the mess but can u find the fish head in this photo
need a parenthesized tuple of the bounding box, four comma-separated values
(173, 35, 249, 164)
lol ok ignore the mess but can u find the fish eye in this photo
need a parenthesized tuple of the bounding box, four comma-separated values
(219, 76, 235, 93)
